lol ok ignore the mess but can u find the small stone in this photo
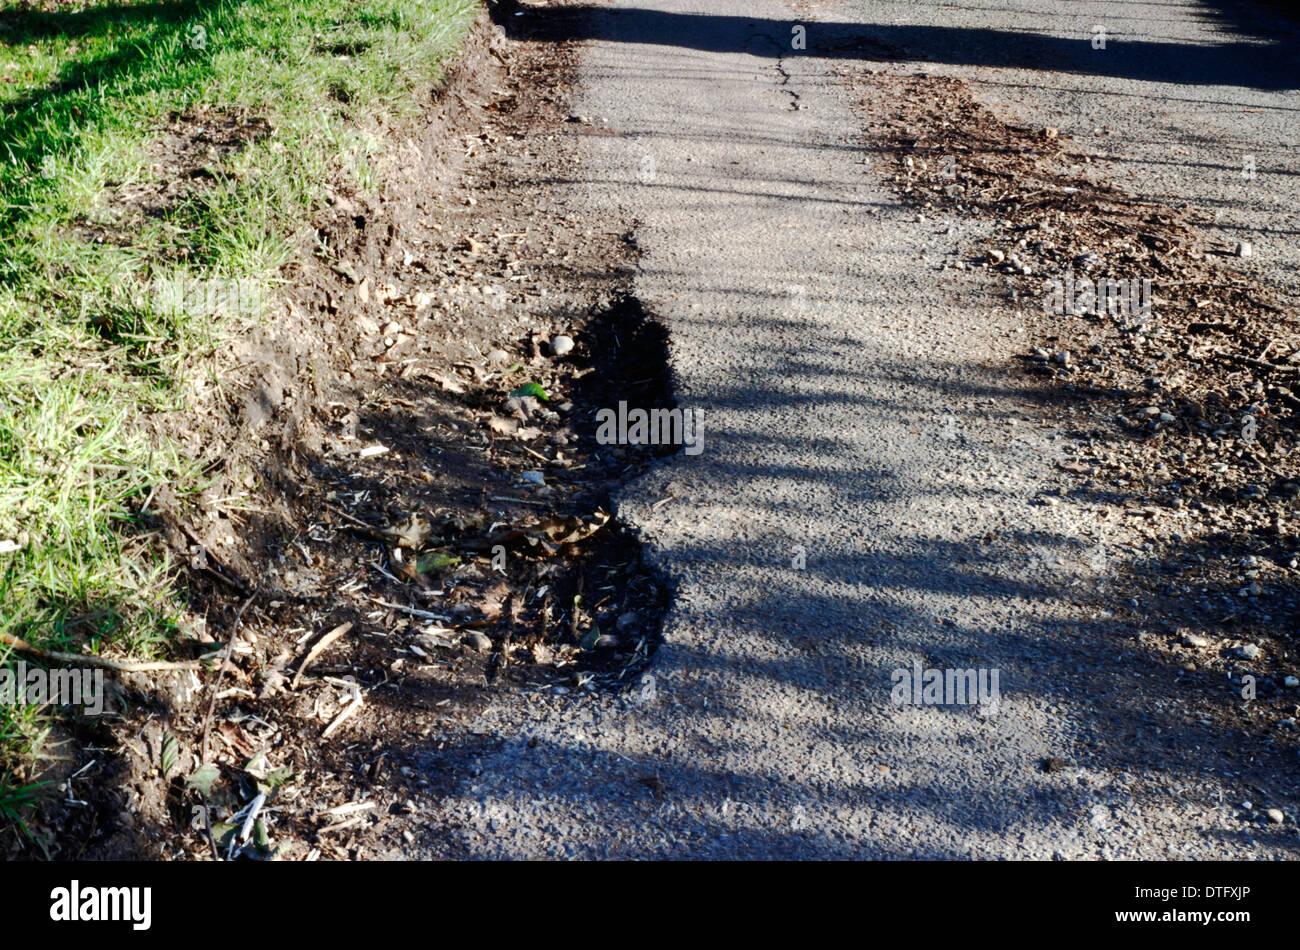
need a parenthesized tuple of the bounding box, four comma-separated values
(1233, 644, 1262, 660)
(1042, 126, 1059, 139)
(464, 632, 492, 653)
(1182, 632, 1211, 648)
(487, 348, 511, 365)
(1284, 675, 1299, 688)
(1052, 350, 1071, 366)
(1235, 241, 1252, 257)
(988, 248, 1005, 264)
(1266, 808, 1285, 824)
(519, 470, 545, 486)
(550, 334, 575, 357)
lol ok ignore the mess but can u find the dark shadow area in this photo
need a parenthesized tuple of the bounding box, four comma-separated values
(489, 0, 1300, 91)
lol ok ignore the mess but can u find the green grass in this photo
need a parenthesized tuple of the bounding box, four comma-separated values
(0, 0, 479, 822)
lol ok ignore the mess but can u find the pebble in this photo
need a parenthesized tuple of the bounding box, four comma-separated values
(487, 348, 510, 365)
(1284, 675, 1299, 688)
(520, 470, 545, 486)
(1235, 241, 1252, 257)
(464, 632, 492, 653)
(1267, 808, 1285, 824)
(1233, 644, 1262, 660)
(550, 334, 575, 357)
(1182, 632, 1211, 648)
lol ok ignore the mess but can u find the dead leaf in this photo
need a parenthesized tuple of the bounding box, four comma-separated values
(539, 510, 611, 544)
(218, 721, 256, 757)
(429, 372, 465, 394)
(480, 582, 509, 621)
(388, 513, 432, 549)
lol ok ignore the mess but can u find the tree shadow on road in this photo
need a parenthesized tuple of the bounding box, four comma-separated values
(489, 0, 1300, 92)
(411, 305, 1300, 857)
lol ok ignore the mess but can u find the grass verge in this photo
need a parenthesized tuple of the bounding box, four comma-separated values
(0, 0, 479, 827)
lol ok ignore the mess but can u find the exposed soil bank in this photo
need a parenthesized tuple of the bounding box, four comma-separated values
(7, 11, 676, 860)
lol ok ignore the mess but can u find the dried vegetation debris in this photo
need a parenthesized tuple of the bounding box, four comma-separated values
(853, 69, 1300, 742)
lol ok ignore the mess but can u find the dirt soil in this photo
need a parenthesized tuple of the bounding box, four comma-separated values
(4, 12, 671, 861)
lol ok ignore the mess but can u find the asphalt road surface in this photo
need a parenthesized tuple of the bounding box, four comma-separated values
(426, 0, 1299, 858)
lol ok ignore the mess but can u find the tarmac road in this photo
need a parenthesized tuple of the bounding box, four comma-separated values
(426, 0, 1300, 858)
